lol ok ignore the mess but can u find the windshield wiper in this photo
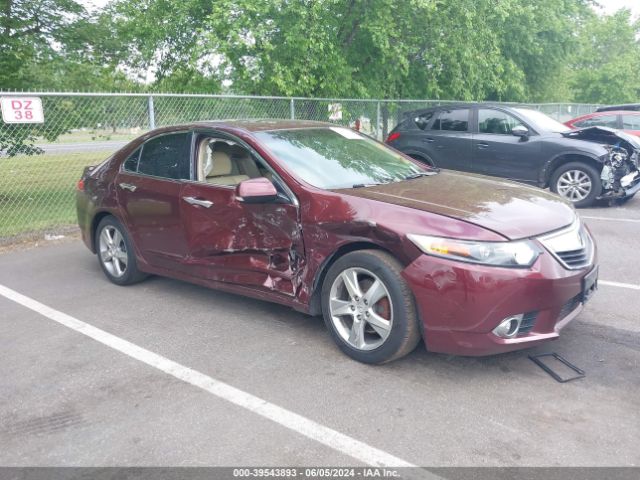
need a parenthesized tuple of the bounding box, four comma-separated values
(404, 170, 439, 180)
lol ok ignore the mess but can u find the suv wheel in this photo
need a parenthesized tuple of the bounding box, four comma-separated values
(550, 162, 602, 208)
(321, 250, 421, 364)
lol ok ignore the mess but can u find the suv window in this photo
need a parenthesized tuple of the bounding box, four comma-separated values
(137, 132, 192, 180)
(622, 115, 640, 130)
(413, 111, 435, 130)
(432, 109, 469, 132)
(574, 115, 617, 129)
(478, 109, 521, 134)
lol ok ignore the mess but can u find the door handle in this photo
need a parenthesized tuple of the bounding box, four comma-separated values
(421, 137, 435, 143)
(118, 182, 137, 192)
(477, 143, 489, 149)
(183, 196, 213, 208)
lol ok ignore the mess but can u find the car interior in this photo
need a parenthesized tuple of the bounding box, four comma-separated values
(196, 137, 271, 186)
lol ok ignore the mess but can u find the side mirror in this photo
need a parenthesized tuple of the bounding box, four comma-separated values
(512, 125, 529, 138)
(236, 177, 278, 204)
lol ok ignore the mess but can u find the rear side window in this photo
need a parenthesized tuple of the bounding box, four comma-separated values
(413, 111, 435, 130)
(123, 148, 141, 172)
(622, 115, 640, 130)
(137, 132, 192, 180)
(432, 109, 469, 132)
(574, 115, 617, 129)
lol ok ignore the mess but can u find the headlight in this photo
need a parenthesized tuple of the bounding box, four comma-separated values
(407, 234, 540, 268)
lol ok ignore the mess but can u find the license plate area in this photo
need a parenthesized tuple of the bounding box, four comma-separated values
(582, 266, 598, 303)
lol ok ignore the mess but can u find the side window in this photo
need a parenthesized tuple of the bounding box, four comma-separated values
(196, 136, 271, 187)
(478, 109, 521, 135)
(622, 115, 640, 130)
(432, 109, 469, 132)
(413, 111, 435, 130)
(123, 148, 141, 172)
(137, 132, 192, 180)
(574, 115, 617, 129)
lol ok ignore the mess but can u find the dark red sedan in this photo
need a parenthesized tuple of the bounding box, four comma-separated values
(77, 120, 598, 363)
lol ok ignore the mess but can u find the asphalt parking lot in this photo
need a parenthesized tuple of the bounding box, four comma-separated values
(1, 197, 639, 468)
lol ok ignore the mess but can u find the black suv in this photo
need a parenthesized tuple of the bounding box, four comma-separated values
(386, 104, 640, 207)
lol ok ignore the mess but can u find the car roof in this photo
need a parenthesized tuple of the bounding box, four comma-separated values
(402, 103, 528, 117)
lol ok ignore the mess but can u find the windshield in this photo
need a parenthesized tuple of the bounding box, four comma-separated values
(513, 108, 571, 133)
(254, 127, 428, 189)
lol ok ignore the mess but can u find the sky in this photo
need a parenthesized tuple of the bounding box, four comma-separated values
(79, 0, 640, 17)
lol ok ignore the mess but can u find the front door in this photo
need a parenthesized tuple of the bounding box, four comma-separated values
(180, 134, 304, 297)
(472, 108, 542, 183)
(115, 131, 192, 270)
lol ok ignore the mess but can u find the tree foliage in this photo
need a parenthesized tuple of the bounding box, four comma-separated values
(1, 0, 639, 103)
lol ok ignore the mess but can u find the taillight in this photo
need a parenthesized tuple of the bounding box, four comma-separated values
(387, 132, 401, 143)
(76, 179, 85, 191)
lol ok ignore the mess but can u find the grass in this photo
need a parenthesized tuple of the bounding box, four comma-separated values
(0, 151, 109, 238)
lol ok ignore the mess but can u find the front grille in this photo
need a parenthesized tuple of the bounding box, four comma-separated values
(557, 248, 590, 268)
(518, 311, 538, 335)
(558, 294, 582, 320)
(538, 220, 593, 270)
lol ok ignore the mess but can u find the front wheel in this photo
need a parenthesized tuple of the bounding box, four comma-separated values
(321, 250, 421, 364)
(550, 162, 602, 208)
(95, 216, 147, 286)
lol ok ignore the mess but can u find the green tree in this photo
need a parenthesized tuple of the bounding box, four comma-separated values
(570, 9, 640, 104)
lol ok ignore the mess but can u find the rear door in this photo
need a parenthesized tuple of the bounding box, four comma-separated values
(426, 108, 473, 171)
(115, 131, 192, 270)
(472, 108, 542, 182)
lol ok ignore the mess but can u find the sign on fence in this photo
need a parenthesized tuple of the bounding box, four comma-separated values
(1, 97, 44, 124)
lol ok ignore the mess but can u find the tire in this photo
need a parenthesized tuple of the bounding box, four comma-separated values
(95, 216, 147, 286)
(550, 162, 602, 208)
(321, 249, 421, 364)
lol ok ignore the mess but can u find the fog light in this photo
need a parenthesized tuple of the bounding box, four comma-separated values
(492, 314, 524, 339)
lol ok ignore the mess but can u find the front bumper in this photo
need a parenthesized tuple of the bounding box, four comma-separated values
(402, 249, 597, 356)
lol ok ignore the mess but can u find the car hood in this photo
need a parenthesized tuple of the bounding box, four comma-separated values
(334, 171, 576, 240)
(562, 126, 640, 150)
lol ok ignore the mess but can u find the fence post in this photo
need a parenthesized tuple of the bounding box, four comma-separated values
(148, 95, 156, 129)
(290, 98, 295, 120)
(376, 101, 382, 140)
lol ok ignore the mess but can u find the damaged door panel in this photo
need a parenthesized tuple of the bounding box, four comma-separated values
(180, 181, 304, 296)
(562, 127, 640, 200)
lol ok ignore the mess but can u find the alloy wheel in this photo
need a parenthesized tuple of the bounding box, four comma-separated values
(556, 169, 592, 202)
(329, 267, 393, 351)
(98, 225, 128, 278)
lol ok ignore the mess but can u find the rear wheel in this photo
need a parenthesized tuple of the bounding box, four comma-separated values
(95, 216, 147, 286)
(321, 250, 421, 364)
(550, 162, 602, 208)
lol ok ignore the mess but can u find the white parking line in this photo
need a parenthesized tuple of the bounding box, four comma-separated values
(581, 216, 640, 224)
(0, 284, 432, 473)
(600, 280, 640, 291)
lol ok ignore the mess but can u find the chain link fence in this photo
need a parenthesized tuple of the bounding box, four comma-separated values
(0, 92, 600, 242)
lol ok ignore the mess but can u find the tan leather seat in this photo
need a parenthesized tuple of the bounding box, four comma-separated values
(206, 149, 249, 186)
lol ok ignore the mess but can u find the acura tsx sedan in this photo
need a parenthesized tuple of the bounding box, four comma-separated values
(77, 120, 598, 364)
